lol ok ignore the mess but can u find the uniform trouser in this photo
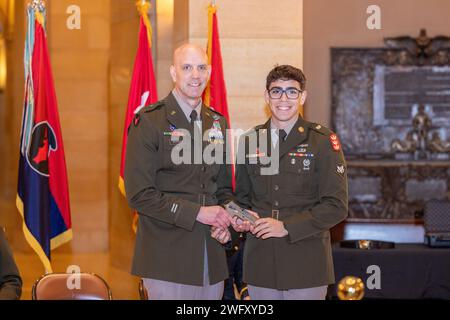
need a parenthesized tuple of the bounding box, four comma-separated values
(223, 241, 245, 300)
(248, 284, 328, 300)
(143, 243, 224, 300)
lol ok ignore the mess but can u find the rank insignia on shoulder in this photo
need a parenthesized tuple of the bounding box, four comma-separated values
(337, 165, 345, 174)
(133, 114, 140, 127)
(142, 101, 164, 113)
(330, 134, 341, 152)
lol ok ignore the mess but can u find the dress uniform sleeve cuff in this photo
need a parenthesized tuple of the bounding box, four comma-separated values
(283, 211, 315, 243)
(174, 200, 202, 231)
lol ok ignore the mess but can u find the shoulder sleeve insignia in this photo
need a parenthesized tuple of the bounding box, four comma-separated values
(330, 134, 341, 152)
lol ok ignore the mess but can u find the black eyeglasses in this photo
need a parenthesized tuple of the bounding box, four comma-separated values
(268, 87, 302, 100)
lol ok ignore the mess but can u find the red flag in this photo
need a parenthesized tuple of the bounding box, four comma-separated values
(118, 1, 157, 233)
(17, 6, 72, 272)
(118, 2, 158, 197)
(203, 4, 235, 190)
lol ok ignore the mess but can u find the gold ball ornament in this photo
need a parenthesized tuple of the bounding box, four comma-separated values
(337, 276, 365, 300)
(358, 240, 370, 249)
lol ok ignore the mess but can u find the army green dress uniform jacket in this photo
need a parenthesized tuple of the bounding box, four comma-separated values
(125, 93, 232, 286)
(235, 116, 348, 290)
(0, 228, 22, 300)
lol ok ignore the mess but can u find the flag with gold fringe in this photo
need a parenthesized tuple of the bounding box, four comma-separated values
(17, 2, 72, 273)
(203, 3, 235, 190)
(119, 1, 158, 232)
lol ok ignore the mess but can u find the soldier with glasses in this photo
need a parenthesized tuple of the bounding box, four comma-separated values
(234, 65, 349, 300)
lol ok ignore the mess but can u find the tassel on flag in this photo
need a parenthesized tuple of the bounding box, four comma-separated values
(17, 1, 72, 273)
(118, 0, 158, 232)
(203, 3, 235, 190)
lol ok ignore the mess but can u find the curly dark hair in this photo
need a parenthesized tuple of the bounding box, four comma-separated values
(266, 65, 306, 91)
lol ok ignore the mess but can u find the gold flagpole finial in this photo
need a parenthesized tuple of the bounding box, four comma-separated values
(136, 0, 150, 13)
(139, 0, 147, 8)
(136, 0, 153, 47)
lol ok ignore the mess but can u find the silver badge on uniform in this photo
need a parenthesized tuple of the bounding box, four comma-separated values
(291, 158, 296, 165)
(208, 120, 224, 144)
(337, 165, 345, 174)
(303, 159, 311, 170)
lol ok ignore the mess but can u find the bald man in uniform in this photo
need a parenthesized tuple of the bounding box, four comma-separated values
(125, 44, 235, 300)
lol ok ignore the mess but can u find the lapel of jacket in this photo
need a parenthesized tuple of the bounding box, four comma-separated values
(250, 119, 272, 165)
(164, 93, 195, 141)
(257, 119, 272, 154)
(278, 116, 309, 159)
